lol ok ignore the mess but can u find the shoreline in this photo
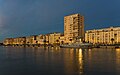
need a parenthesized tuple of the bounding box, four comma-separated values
(1, 44, 120, 49)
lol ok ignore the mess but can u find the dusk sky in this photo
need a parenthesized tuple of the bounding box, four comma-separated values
(0, 0, 120, 41)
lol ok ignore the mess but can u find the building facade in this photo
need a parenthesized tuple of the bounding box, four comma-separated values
(26, 35, 38, 45)
(3, 38, 13, 45)
(12, 37, 26, 45)
(49, 32, 62, 45)
(64, 14, 84, 44)
(45, 34, 50, 45)
(3, 37, 26, 45)
(59, 35, 65, 44)
(36, 34, 45, 45)
(85, 27, 120, 44)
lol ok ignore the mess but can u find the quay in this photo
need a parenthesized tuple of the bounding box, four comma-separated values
(99, 45, 120, 49)
(2, 43, 120, 49)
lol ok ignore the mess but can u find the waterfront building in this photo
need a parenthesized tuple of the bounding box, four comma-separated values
(36, 34, 46, 45)
(26, 35, 38, 45)
(49, 32, 62, 45)
(12, 37, 26, 45)
(45, 34, 50, 45)
(64, 14, 84, 44)
(59, 35, 65, 44)
(85, 27, 120, 44)
(3, 38, 14, 45)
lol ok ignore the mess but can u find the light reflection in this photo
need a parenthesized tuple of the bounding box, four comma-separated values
(114, 48, 120, 73)
(63, 48, 77, 75)
(116, 48, 120, 64)
(4, 47, 85, 75)
(88, 48, 92, 51)
(116, 48, 120, 52)
(78, 48, 83, 74)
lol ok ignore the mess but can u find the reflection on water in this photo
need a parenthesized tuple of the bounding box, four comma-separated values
(0, 46, 120, 75)
(115, 48, 120, 73)
(78, 49, 83, 74)
(63, 48, 84, 75)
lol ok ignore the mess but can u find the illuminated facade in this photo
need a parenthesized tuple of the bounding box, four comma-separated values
(64, 14, 84, 43)
(49, 32, 62, 45)
(36, 34, 45, 44)
(3, 33, 63, 45)
(26, 35, 38, 44)
(59, 35, 65, 44)
(12, 37, 26, 45)
(85, 27, 120, 44)
(3, 37, 26, 45)
(3, 38, 13, 45)
(45, 34, 50, 45)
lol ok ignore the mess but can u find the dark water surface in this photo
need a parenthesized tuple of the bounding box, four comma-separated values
(0, 46, 120, 75)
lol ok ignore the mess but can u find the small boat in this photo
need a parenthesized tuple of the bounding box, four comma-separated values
(60, 43, 93, 48)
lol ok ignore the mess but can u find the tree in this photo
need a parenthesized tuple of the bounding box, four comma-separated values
(56, 40, 59, 43)
(61, 41, 64, 44)
(69, 39, 72, 43)
(36, 41, 38, 44)
(43, 40, 46, 44)
(111, 38, 114, 45)
(43, 40, 46, 48)
(56, 40, 59, 45)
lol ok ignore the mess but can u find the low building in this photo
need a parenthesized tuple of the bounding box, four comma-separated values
(85, 27, 120, 44)
(13, 37, 26, 45)
(26, 35, 38, 45)
(49, 32, 62, 45)
(59, 35, 65, 44)
(45, 34, 50, 45)
(3, 38, 13, 45)
(36, 34, 45, 45)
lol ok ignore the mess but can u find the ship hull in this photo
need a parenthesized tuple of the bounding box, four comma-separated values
(60, 43, 93, 49)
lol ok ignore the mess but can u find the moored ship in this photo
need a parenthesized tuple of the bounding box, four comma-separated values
(60, 43, 93, 48)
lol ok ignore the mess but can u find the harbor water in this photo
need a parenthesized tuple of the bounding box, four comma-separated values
(0, 46, 120, 75)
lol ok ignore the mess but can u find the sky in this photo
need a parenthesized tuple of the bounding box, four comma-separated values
(0, 0, 120, 41)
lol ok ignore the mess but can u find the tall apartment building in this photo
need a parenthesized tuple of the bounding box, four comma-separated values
(64, 14, 84, 43)
(85, 27, 120, 44)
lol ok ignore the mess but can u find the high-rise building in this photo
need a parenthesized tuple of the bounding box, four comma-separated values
(64, 14, 84, 43)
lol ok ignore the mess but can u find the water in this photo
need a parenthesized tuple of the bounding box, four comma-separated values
(0, 46, 120, 75)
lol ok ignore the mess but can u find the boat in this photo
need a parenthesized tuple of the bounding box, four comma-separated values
(60, 43, 93, 48)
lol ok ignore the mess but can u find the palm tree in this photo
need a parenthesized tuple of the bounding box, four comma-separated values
(61, 41, 64, 44)
(70, 39, 72, 43)
(43, 40, 46, 47)
(56, 40, 59, 45)
(111, 38, 114, 45)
